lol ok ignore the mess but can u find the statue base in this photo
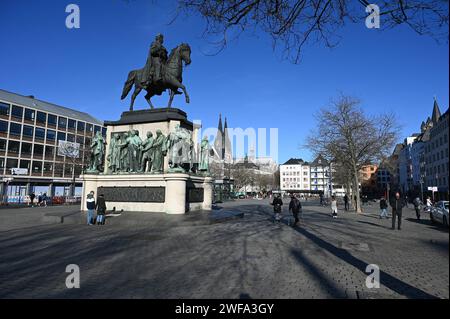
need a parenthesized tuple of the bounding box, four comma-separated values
(80, 173, 213, 214)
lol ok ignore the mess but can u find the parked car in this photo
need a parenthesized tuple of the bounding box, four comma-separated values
(430, 201, 449, 227)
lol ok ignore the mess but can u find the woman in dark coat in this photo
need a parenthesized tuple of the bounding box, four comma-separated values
(96, 194, 107, 225)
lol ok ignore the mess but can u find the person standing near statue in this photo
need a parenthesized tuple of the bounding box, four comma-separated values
(140, 131, 154, 172)
(150, 129, 166, 173)
(142, 33, 168, 87)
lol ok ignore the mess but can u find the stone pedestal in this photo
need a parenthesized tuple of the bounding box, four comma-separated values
(80, 107, 212, 214)
(80, 173, 213, 214)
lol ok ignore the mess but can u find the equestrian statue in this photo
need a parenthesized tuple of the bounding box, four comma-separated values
(121, 33, 192, 111)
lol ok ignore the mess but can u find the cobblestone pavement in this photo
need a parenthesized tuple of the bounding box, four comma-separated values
(0, 199, 448, 299)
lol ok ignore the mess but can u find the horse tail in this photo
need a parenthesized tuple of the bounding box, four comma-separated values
(121, 70, 136, 100)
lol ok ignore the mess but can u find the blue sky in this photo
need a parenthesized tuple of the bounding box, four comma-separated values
(0, 0, 448, 164)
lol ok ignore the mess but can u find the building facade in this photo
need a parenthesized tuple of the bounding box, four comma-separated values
(0, 89, 104, 201)
(309, 155, 331, 196)
(423, 106, 449, 199)
(280, 158, 310, 192)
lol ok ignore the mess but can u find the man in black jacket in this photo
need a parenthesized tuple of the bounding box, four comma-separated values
(390, 192, 405, 230)
(289, 195, 302, 227)
(271, 194, 283, 223)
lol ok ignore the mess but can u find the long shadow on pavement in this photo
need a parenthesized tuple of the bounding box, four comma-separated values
(292, 226, 439, 299)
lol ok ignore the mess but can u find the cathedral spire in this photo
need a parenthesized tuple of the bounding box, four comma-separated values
(431, 97, 441, 124)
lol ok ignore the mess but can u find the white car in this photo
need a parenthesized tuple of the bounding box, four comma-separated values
(430, 201, 449, 227)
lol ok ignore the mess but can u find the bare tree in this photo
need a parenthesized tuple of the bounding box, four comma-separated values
(306, 94, 400, 212)
(174, 0, 448, 63)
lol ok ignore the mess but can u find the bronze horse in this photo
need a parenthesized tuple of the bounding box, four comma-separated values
(121, 43, 191, 111)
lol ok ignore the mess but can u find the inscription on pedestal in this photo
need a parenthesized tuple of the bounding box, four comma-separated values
(97, 186, 165, 203)
(187, 188, 204, 203)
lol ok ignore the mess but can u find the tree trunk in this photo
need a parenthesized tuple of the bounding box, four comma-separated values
(353, 167, 362, 213)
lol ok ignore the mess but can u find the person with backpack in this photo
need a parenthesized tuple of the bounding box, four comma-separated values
(271, 194, 283, 223)
(379, 196, 388, 219)
(289, 194, 302, 227)
(86, 191, 96, 225)
(96, 194, 107, 225)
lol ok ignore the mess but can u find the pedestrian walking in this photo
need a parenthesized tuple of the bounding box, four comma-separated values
(271, 194, 283, 223)
(390, 192, 405, 230)
(42, 192, 48, 207)
(37, 192, 43, 206)
(379, 196, 388, 219)
(331, 195, 338, 218)
(86, 191, 96, 225)
(413, 196, 422, 220)
(289, 194, 302, 227)
(96, 194, 107, 225)
(426, 196, 433, 212)
(344, 194, 349, 211)
(319, 193, 324, 206)
(29, 192, 35, 207)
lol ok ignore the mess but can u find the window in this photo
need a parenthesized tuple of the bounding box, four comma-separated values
(6, 158, 19, 169)
(0, 157, 5, 170)
(58, 117, 67, 130)
(36, 111, 46, 124)
(54, 163, 64, 177)
(94, 125, 101, 134)
(0, 138, 6, 151)
(45, 146, 54, 158)
(24, 108, 35, 121)
(0, 102, 10, 116)
(43, 162, 53, 173)
(64, 164, 73, 177)
(76, 135, 84, 145)
(102, 127, 107, 137)
(33, 144, 44, 157)
(68, 119, 76, 129)
(77, 121, 85, 132)
(47, 114, 57, 126)
(46, 129, 56, 141)
(67, 134, 75, 142)
(11, 105, 23, 119)
(19, 159, 30, 170)
(86, 123, 93, 135)
(22, 125, 34, 138)
(21, 143, 32, 155)
(0, 120, 8, 133)
(9, 123, 22, 136)
(57, 132, 66, 142)
(8, 141, 20, 153)
(32, 161, 42, 174)
(35, 127, 45, 140)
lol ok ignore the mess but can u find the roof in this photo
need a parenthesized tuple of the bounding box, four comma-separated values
(282, 158, 306, 165)
(310, 154, 329, 166)
(0, 88, 103, 125)
(431, 98, 442, 124)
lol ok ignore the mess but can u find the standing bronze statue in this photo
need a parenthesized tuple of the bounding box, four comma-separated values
(87, 131, 105, 173)
(140, 131, 154, 173)
(121, 34, 192, 111)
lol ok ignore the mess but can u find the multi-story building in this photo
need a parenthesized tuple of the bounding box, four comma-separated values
(0, 89, 104, 200)
(375, 167, 391, 194)
(280, 158, 311, 193)
(398, 135, 419, 193)
(309, 155, 331, 196)
(423, 102, 449, 200)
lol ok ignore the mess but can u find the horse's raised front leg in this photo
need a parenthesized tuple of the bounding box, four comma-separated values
(166, 77, 190, 104)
